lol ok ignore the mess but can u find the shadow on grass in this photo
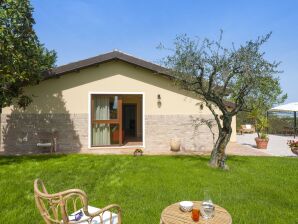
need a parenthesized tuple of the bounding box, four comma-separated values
(170, 155, 255, 172)
(0, 153, 257, 167)
(171, 154, 210, 162)
(0, 154, 68, 166)
(171, 154, 249, 163)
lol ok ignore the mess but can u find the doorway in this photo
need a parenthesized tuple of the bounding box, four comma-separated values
(90, 93, 143, 147)
(123, 104, 137, 138)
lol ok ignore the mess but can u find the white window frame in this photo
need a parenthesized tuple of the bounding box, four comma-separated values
(88, 92, 145, 149)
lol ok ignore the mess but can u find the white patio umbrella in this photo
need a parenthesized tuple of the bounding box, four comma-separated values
(269, 102, 298, 138)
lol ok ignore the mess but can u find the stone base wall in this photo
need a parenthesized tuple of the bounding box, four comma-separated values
(145, 114, 218, 152)
(0, 113, 88, 154)
(0, 113, 217, 154)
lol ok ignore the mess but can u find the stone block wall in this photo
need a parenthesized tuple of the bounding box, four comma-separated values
(0, 113, 88, 154)
(0, 113, 217, 154)
(145, 114, 218, 152)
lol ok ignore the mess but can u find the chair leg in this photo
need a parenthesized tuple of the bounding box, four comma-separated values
(53, 138, 57, 153)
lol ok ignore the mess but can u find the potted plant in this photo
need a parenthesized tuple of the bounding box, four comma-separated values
(248, 108, 269, 149)
(287, 140, 298, 155)
(254, 116, 269, 149)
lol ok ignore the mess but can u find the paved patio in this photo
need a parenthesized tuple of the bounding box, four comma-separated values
(237, 133, 297, 157)
(2, 134, 296, 157)
(80, 141, 270, 156)
(82, 134, 298, 157)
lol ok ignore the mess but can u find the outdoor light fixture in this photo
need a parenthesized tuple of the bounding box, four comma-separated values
(200, 103, 204, 110)
(157, 94, 162, 108)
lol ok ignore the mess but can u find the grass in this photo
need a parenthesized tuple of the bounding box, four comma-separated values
(0, 154, 297, 223)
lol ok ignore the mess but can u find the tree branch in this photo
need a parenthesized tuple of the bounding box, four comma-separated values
(231, 84, 252, 115)
(205, 100, 222, 131)
(208, 67, 217, 93)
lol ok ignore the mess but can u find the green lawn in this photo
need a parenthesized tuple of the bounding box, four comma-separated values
(0, 155, 297, 223)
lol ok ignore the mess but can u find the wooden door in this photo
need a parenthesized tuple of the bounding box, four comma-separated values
(91, 95, 123, 146)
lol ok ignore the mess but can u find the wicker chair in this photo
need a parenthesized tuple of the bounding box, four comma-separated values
(34, 179, 122, 224)
(238, 124, 255, 134)
(36, 131, 58, 153)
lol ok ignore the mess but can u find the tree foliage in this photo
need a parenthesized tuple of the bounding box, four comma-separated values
(0, 0, 56, 110)
(162, 32, 286, 168)
(247, 108, 269, 139)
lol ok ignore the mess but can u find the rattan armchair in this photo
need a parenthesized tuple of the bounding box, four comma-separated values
(36, 131, 58, 153)
(34, 179, 122, 224)
(238, 124, 255, 134)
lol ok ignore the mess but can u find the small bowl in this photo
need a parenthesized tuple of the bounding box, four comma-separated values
(179, 201, 193, 212)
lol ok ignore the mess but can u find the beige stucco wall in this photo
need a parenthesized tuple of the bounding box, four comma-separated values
(2, 60, 236, 142)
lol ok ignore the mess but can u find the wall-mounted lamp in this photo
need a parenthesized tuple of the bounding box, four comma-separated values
(157, 94, 162, 108)
(200, 103, 204, 110)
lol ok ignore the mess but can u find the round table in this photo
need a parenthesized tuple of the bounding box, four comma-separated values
(160, 201, 232, 224)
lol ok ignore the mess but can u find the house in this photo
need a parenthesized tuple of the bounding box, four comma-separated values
(0, 51, 236, 154)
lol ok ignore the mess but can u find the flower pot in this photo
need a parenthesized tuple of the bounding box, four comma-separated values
(290, 147, 298, 155)
(255, 137, 269, 149)
(170, 138, 181, 152)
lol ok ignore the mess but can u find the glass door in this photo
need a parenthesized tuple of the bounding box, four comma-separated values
(91, 95, 123, 146)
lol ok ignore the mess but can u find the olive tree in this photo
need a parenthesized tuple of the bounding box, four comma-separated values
(162, 32, 286, 169)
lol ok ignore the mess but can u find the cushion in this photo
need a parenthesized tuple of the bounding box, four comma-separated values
(37, 143, 52, 147)
(68, 206, 118, 224)
(245, 124, 252, 129)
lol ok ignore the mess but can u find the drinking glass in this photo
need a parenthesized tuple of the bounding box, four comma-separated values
(192, 208, 199, 221)
(201, 190, 215, 220)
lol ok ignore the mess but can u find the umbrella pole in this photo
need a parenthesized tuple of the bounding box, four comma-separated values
(295, 111, 297, 139)
(266, 111, 269, 134)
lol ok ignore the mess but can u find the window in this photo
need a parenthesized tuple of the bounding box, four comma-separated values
(91, 95, 122, 146)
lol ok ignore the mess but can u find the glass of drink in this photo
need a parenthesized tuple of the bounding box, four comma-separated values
(202, 202, 215, 219)
(192, 208, 199, 222)
(201, 190, 215, 220)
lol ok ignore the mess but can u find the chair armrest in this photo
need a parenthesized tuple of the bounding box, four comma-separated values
(85, 204, 122, 223)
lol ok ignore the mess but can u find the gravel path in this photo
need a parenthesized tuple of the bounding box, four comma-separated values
(237, 133, 297, 157)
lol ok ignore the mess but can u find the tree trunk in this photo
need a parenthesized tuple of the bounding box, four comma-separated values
(0, 108, 2, 151)
(209, 115, 233, 169)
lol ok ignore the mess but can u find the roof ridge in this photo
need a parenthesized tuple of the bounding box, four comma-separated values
(56, 50, 163, 69)
(50, 51, 169, 77)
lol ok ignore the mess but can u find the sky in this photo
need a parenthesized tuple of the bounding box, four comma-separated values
(31, 0, 298, 103)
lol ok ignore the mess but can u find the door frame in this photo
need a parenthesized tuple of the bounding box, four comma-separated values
(88, 92, 145, 149)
